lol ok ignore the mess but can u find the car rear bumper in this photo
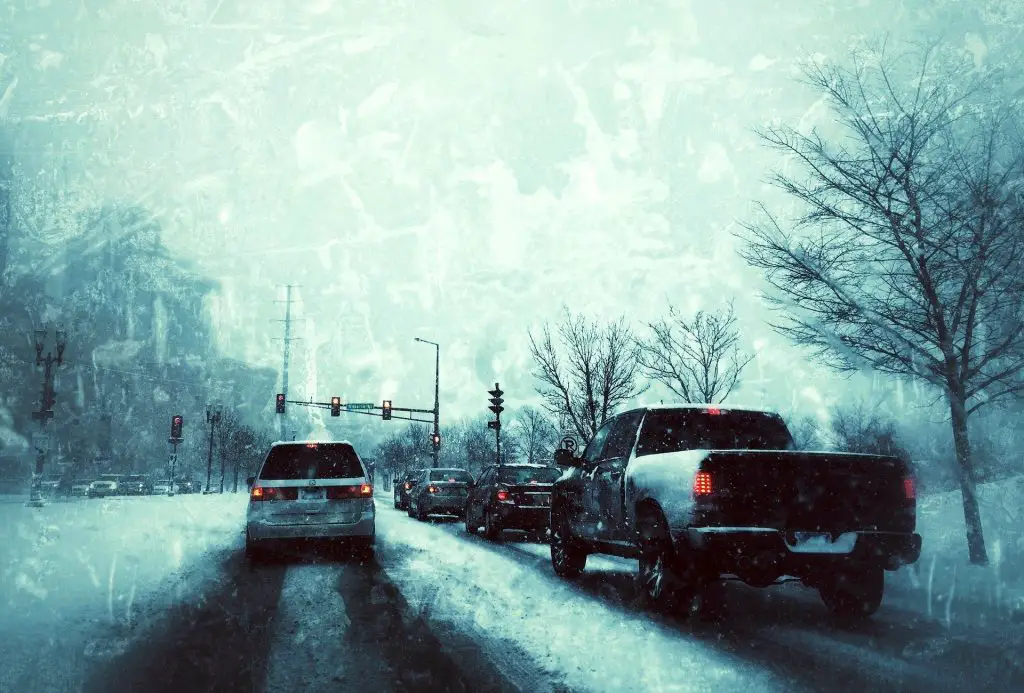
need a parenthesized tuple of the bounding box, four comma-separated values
(248, 514, 375, 541)
(419, 496, 467, 514)
(494, 504, 550, 529)
(681, 527, 922, 572)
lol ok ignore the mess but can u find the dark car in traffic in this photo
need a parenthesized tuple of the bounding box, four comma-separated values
(465, 464, 562, 540)
(393, 468, 427, 510)
(120, 475, 153, 495)
(406, 468, 473, 520)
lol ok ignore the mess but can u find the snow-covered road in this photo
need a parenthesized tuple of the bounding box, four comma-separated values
(1, 492, 1021, 693)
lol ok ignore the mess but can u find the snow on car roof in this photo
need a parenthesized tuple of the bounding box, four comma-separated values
(642, 403, 779, 414)
(271, 439, 355, 447)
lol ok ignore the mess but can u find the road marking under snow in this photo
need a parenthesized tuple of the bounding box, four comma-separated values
(263, 564, 350, 693)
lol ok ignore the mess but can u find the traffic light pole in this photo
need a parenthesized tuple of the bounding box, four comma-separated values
(205, 406, 221, 494)
(415, 338, 441, 468)
(28, 328, 67, 508)
(488, 383, 504, 467)
(168, 440, 179, 496)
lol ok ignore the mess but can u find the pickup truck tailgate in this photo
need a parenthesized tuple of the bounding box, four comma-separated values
(694, 450, 916, 534)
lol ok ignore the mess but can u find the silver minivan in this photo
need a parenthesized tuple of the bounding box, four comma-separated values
(245, 440, 375, 560)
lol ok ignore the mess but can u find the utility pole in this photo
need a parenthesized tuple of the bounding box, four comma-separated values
(273, 285, 302, 441)
(488, 383, 504, 467)
(205, 405, 221, 493)
(28, 328, 67, 507)
(414, 337, 440, 467)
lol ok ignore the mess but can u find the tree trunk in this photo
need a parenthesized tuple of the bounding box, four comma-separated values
(948, 391, 988, 565)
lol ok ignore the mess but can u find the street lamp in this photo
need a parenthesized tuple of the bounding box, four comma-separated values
(205, 405, 222, 494)
(28, 327, 68, 508)
(414, 337, 440, 468)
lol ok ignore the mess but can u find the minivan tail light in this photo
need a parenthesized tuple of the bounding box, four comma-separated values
(326, 484, 374, 500)
(693, 471, 713, 496)
(250, 486, 297, 501)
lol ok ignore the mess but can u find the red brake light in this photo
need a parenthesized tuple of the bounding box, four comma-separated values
(693, 471, 713, 496)
(250, 486, 297, 501)
(404, 482, 412, 490)
(251, 486, 264, 500)
(903, 477, 916, 500)
(496, 489, 510, 502)
(706, 407, 721, 415)
(305, 443, 317, 448)
(360, 484, 372, 496)
(428, 485, 438, 493)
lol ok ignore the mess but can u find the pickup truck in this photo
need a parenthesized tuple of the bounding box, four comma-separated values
(549, 404, 921, 619)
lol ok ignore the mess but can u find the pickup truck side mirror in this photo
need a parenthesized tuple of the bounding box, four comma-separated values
(553, 448, 578, 467)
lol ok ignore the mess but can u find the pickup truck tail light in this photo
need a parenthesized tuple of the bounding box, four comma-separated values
(693, 471, 713, 497)
(495, 486, 511, 502)
(250, 486, 298, 501)
(903, 477, 916, 500)
(427, 485, 439, 494)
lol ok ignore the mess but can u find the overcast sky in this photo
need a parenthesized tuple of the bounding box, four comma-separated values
(4, 0, 1015, 432)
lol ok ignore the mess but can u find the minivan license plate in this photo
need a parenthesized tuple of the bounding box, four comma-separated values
(301, 488, 325, 501)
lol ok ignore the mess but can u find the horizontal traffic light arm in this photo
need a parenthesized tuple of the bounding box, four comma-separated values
(282, 399, 434, 421)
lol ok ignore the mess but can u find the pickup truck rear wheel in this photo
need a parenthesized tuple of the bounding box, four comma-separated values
(637, 515, 706, 617)
(550, 507, 587, 578)
(818, 565, 884, 618)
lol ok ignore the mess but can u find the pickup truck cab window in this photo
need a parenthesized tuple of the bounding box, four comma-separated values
(602, 410, 645, 461)
(635, 408, 794, 456)
(580, 421, 613, 468)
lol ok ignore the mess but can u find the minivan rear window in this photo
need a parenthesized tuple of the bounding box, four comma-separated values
(258, 443, 364, 480)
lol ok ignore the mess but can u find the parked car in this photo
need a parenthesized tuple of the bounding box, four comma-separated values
(549, 404, 921, 619)
(175, 479, 198, 494)
(245, 440, 375, 561)
(87, 480, 118, 498)
(393, 469, 426, 510)
(70, 480, 92, 497)
(465, 463, 562, 540)
(152, 480, 180, 495)
(406, 468, 473, 520)
(120, 475, 152, 495)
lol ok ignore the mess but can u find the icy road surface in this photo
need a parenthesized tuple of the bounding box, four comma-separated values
(0, 492, 1021, 692)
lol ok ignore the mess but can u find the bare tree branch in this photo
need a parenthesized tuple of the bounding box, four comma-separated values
(735, 42, 1024, 564)
(528, 308, 648, 440)
(637, 300, 754, 403)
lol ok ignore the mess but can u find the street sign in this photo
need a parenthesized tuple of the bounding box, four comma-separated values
(560, 436, 577, 452)
(346, 403, 376, 410)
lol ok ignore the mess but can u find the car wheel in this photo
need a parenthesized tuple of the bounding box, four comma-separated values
(550, 506, 587, 578)
(407, 500, 416, 518)
(245, 531, 267, 564)
(818, 565, 884, 618)
(416, 503, 429, 521)
(483, 509, 503, 540)
(394, 494, 400, 509)
(637, 511, 707, 617)
(465, 504, 479, 535)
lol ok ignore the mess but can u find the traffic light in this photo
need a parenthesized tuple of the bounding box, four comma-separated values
(330, 396, 341, 417)
(488, 383, 504, 417)
(276, 393, 286, 414)
(431, 433, 441, 450)
(170, 415, 183, 439)
(382, 399, 392, 420)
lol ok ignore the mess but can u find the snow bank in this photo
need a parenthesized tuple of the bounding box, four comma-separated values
(891, 475, 1024, 625)
(374, 500, 791, 693)
(0, 494, 248, 630)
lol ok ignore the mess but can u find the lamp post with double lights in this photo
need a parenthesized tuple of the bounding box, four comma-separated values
(28, 327, 67, 507)
(414, 337, 440, 468)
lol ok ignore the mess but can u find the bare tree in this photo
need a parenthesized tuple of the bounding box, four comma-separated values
(513, 406, 559, 464)
(637, 300, 753, 403)
(829, 402, 910, 460)
(737, 44, 1024, 564)
(528, 309, 648, 440)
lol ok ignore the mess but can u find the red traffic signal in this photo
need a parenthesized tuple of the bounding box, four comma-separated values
(330, 396, 341, 416)
(382, 399, 392, 420)
(276, 393, 286, 414)
(431, 433, 441, 449)
(170, 415, 183, 439)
